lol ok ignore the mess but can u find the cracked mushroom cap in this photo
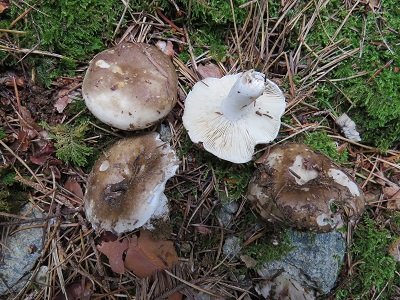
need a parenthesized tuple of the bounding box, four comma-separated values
(182, 71, 286, 163)
(82, 42, 178, 130)
(247, 143, 365, 232)
(84, 133, 179, 234)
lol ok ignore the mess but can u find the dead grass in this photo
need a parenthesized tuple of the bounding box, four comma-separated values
(1, 1, 400, 299)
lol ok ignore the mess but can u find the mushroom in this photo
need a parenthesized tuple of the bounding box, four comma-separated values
(247, 143, 365, 232)
(84, 132, 179, 234)
(82, 42, 178, 130)
(182, 70, 286, 163)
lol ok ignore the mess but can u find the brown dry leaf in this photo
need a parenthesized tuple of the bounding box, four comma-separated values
(194, 225, 212, 235)
(156, 40, 175, 57)
(0, 73, 24, 86)
(0, 1, 9, 13)
(53, 277, 93, 300)
(389, 238, 400, 262)
(124, 230, 178, 278)
(54, 88, 72, 113)
(359, 0, 380, 11)
(384, 184, 400, 210)
(197, 63, 223, 79)
(240, 254, 257, 269)
(20, 106, 41, 139)
(30, 142, 56, 165)
(64, 177, 84, 199)
(97, 238, 129, 274)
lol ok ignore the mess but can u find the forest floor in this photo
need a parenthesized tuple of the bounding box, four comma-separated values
(0, 0, 400, 299)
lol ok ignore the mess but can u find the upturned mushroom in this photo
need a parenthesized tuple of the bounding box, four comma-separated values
(182, 70, 286, 163)
(84, 133, 179, 234)
(247, 143, 365, 232)
(82, 42, 178, 130)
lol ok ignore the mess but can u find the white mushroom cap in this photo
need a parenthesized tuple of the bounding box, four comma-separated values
(82, 42, 178, 130)
(84, 133, 179, 234)
(182, 70, 286, 163)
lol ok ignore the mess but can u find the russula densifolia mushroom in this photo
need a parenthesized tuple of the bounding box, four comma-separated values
(247, 143, 365, 232)
(182, 70, 286, 163)
(82, 42, 178, 130)
(84, 133, 179, 234)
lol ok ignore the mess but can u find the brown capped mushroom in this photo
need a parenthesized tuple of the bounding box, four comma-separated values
(82, 42, 178, 130)
(84, 133, 179, 234)
(247, 143, 365, 232)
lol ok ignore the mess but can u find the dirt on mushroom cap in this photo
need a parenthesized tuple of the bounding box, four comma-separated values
(84, 132, 179, 234)
(247, 143, 365, 232)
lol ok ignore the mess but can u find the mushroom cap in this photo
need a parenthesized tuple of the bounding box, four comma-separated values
(84, 133, 179, 234)
(247, 143, 365, 232)
(82, 42, 178, 130)
(182, 72, 286, 163)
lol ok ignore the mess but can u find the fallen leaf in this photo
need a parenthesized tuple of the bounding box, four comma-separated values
(20, 106, 41, 139)
(384, 184, 400, 210)
(194, 225, 212, 235)
(54, 88, 72, 113)
(124, 230, 178, 278)
(197, 63, 223, 79)
(53, 277, 93, 300)
(101, 231, 118, 242)
(64, 177, 84, 199)
(240, 254, 257, 268)
(30, 142, 55, 165)
(359, 0, 380, 11)
(156, 40, 175, 57)
(97, 238, 129, 274)
(0, 73, 24, 86)
(389, 238, 400, 262)
(0, 1, 9, 13)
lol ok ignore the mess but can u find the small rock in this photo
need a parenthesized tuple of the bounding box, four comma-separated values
(257, 230, 346, 295)
(0, 203, 45, 296)
(217, 201, 239, 228)
(223, 236, 242, 259)
(34, 265, 49, 286)
(159, 123, 173, 143)
(222, 201, 239, 214)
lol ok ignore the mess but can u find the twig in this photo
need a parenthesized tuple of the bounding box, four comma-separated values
(0, 140, 45, 188)
(0, 45, 71, 60)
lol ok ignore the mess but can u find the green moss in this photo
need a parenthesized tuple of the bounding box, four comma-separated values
(1, 0, 123, 85)
(336, 216, 398, 299)
(41, 121, 94, 167)
(0, 168, 27, 214)
(0, 128, 6, 140)
(244, 230, 294, 268)
(304, 131, 348, 163)
(305, 0, 400, 149)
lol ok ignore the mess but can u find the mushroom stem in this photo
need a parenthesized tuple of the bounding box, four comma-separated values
(220, 70, 266, 121)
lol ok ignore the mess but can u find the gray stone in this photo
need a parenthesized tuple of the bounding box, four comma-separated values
(0, 203, 45, 296)
(159, 123, 172, 143)
(222, 201, 239, 214)
(257, 230, 346, 295)
(223, 236, 242, 259)
(217, 201, 239, 228)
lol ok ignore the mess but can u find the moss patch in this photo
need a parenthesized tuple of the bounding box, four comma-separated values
(244, 230, 294, 268)
(306, 0, 400, 149)
(336, 215, 399, 299)
(304, 131, 348, 163)
(1, 0, 124, 85)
